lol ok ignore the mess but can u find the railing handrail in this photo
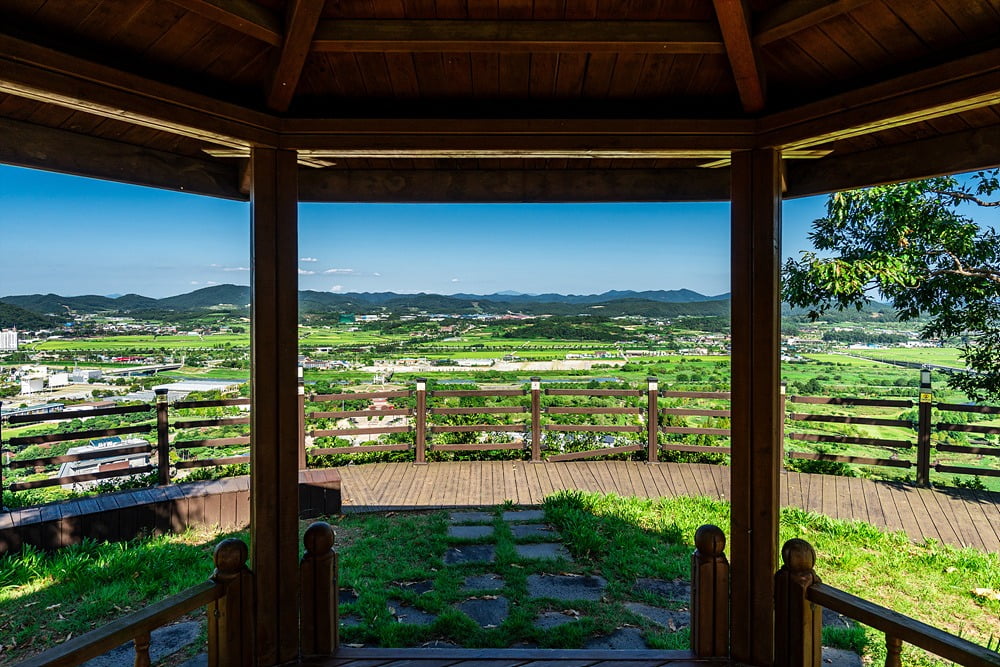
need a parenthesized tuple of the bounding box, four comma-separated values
(5, 404, 153, 424)
(16, 580, 225, 667)
(807, 582, 1000, 667)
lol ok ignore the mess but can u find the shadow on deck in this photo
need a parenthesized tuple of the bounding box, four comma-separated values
(304, 647, 723, 666)
(338, 461, 1000, 552)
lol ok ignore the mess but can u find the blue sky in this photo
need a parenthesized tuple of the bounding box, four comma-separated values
(1, 163, 987, 299)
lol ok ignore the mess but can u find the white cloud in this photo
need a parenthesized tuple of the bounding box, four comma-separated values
(190, 281, 200, 285)
(300, 257, 318, 262)
(451, 277, 460, 283)
(330, 285, 344, 292)
(373, 272, 382, 277)
(298, 269, 316, 275)
(206, 281, 219, 286)
(223, 266, 250, 272)
(324, 268, 354, 274)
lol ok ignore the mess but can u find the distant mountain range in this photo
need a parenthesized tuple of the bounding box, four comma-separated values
(0, 284, 733, 322)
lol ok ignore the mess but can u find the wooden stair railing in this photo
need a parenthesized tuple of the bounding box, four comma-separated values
(690, 524, 729, 658)
(774, 538, 1000, 667)
(17, 538, 252, 667)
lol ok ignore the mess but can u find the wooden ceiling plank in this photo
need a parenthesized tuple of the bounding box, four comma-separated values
(785, 124, 1000, 198)
(164, 0, 283, 46)
(267, 0, 325, 112)
(0, 33, 278, 147)
(754, 0, 875, 45)
(310, 20, 725, 53)
(278, 117, 756, 136)
(0, 116, 243, 200)
(758, 47, 1000, 148)
(712, 0, 767, 111)
(297, 167, 731, 202)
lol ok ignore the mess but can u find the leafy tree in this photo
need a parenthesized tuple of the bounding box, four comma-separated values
(783, 170, 1000, 400)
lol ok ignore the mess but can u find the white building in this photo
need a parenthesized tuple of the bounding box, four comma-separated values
(49, 372, 69, 388)
(57, 437, 152, 489)
(20, 376, 45, 394)
(0, 329, 17, 351)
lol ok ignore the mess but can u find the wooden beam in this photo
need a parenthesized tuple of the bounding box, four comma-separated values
(0, 34, 278, 148)
(267, 0, 325, 112)
(311, 20, 724, 53)
(784, 125, 1000, 198)
(165, 0, 283, 46)
(758, 48, 1000, 149)
(729, 148, 782, 666)
(250, 148, 300, 666)
(0, 117, 245, 200)
(712, 0, 767, 112)
(754, 0, 875, 46)
(297, 168, 731, 202)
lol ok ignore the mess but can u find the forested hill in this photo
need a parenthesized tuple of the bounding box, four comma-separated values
(0, 302, 63, 330)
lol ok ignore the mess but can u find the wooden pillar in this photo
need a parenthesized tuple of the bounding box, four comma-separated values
(774, 538, 822, 667)
(729, 148, 782, 666)
(250, 147, 300, 666)
(690, 524, 729, 657)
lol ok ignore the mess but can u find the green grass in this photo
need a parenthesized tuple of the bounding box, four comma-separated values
(3, 494, 998, 665)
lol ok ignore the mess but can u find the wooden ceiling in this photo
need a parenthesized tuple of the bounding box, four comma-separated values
(0, 0, 998, 202)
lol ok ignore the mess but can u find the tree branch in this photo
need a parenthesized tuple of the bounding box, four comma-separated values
(928, 189, 1000, 207)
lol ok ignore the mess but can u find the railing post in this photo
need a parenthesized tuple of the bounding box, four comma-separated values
(916, 369, 933, 487)
(780, 382, 787, 463)
(690, 524, 728, 657)
(774, 538, 822, 667)
(300, 521, 338, 657)
(885, 635, 903, 667)
(415, 378, 427, 464)
(208, 538, 254, 667)
(1, 400, 5, 503)
(133, 630, 151, 667)
(530, 376, 542, 462)
(646, 376, 659, 463)
(154, 388, 170, 486)
(298, 366, 307, 470)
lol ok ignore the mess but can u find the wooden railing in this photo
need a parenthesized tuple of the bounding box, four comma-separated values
(12, 522, 340, 666)
(5, 371, 998, 498)
(774, 537, 1000, 667)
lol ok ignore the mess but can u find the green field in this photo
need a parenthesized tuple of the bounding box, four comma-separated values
(852, 347, 967, 367)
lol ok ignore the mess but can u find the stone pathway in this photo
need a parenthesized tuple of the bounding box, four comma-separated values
(81, 621, 200, 667)
(334, 505, 862, 665)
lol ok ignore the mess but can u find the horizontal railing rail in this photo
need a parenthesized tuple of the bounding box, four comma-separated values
(5, 404, 153, 424)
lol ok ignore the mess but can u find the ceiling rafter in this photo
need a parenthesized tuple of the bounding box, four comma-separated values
(754, 0, 876, 46)
(164, 0, 283, 46)
(267, 0, 325, 112)
(311, 20, 724, 53)
(712, 0, 767, 112)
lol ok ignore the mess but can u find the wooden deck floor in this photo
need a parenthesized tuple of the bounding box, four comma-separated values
(337, 461, 1000, 552)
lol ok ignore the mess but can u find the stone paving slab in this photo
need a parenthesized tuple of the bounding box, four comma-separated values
(450, 511, 494, 523)
(514, 542, 571, 560)
(823, 647, 863, 666)
(456, 596, 509, 628)
(624, 602, 690, 630)
(823, 608, 857, 628)
(395, 580, 434, 595)
(584, 627, 648, 649)
(388, 600, 436, 626)
(179, 654, 207, 667)
(502, 510, 545, 522)
(340, 613, 363, 627)
(462, 574, 504, 591)
(444, 544, 496, 564)
(510, 523, 556, 539)
(448, 524, 495, 539)
(535, 611, 582, 629)
(339, 588, 359, 605)
(526, 574, 607, 601)
(82, 621, 200, 667)
(631, 578, 691, 602)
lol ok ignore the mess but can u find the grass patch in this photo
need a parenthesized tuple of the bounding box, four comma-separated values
(2, 494, 998, 665)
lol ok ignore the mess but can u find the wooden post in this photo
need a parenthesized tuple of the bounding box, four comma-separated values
(415, 377, 427, 464)
(249, 147, 300, 666)
(300, 521, 338, 656)
(690, 524, 729, 657)
(774, 538, 822, 667)
(298, 366, 307, 470)
(730, 148, 783, 665)
(133, 630, 151, 667)
(916, 369, 933, 487)
(885, 636, 903, 667)
(1, 401, 5, 501)
(647, 376, 659, 463)
(530, 376, 542, 462)
(208, 538, 254, 667)
(780, 382, 787, 463)
(155, 388, 170, 486)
